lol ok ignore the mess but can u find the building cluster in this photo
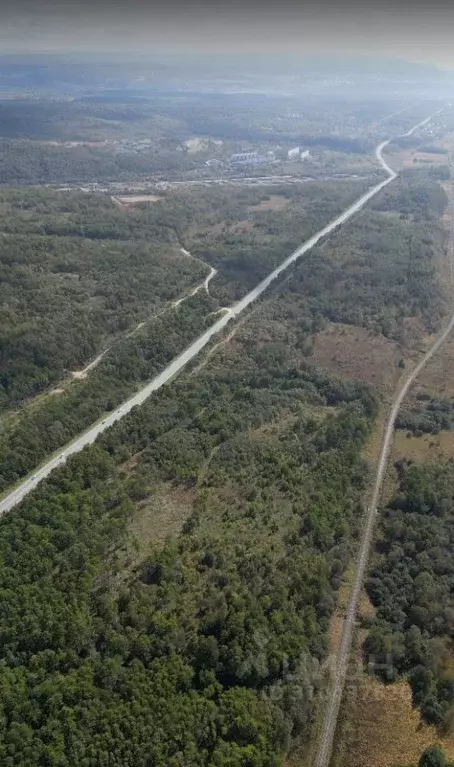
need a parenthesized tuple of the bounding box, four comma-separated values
(205, 147, 310, 171)
(229, 151, 276, 166)
(287, 147, 310, 160)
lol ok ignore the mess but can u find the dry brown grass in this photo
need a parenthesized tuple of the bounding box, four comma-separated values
(248, 194, 289, 212)
(129, 484, 195, 549)
(114, 194, 161, 204)
(411, 335, 454, 400)
(392, 429, 454, 464)
(342, 676, 454, 767)
(114, 483, 196, 582)
(402, 152, 448, 169)
(312, 323, 401, 396)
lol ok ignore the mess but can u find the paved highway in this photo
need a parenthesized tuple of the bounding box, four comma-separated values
(0, 111, 441, 518)
(314, 108, 448, 767)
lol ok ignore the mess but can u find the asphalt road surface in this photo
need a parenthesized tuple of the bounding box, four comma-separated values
(0, 111, 440, 519)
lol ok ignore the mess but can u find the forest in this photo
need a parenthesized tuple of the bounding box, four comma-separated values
(0, 291, 217, 492)
(0, 295, 378, 765)
(0, 177, 366, 417)
(365, 459, 454, 732)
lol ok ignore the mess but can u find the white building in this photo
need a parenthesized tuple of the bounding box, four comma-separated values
(288, 147, 310, 160)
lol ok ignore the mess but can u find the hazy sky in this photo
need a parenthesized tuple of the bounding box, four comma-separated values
(1, 0, 454, 69)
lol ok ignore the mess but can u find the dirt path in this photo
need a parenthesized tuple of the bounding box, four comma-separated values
(314, 108, 448, 767)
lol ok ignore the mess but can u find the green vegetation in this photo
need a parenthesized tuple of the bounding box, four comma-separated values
(182, 179, 370, 303)
(0, 306, 378, 765)
(281, 203, 446, 341)
(395, 745, 454, 767)
(371, 175, 448, 220)
(0, 140, 200, 184)
(0, 177, 376, 491)
(0, 124, 450, 763)
(0, 94, 385, 185)
(0, 231, 205, 408)
(365, 459, 454, 731)
(0, 169, 447, 488)
(0, 179, 368, 411)
(0, 291, 217, 492)
(396, 395, 454, 436)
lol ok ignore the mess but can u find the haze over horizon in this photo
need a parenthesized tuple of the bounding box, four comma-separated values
(1, 0, 454, 70)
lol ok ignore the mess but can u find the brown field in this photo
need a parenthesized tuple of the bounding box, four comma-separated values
(340, 675, 454, 767)
(311, 323, 401, 395)
(392, 428, 454, 464)
(248, 194, 289, 212)
(392, 148, 449, 170)
(407, 152, 448, 167)
(411, 334, 454, 399)
(119, 483, 196, 576)
(113, 194, 161, 205)
(383, 144, 449, 172)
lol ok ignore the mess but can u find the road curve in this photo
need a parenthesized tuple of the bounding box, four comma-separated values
(0, 112, 440, 518)
(314, 108, 448, 767)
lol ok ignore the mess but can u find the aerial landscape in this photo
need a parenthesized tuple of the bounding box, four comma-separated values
(3, 1, 454, 766)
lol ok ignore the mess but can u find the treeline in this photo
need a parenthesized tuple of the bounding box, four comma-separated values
(396, 746, 454, 767)
(365, 459, 454, 731)
(183, 179, 370, 304)
(396, 394, 454, 436)
(0, 320, 377, 765)
(0, 140, 199, 184)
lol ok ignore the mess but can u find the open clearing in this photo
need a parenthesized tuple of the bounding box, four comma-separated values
(311, 323, 401, 394)
(401, 150, 448, 169)
(409, 334, 454, 399)
(112, 194, 162, 205)
(392, 428, 454, 463)
(122, 483, 196, 569)
(342, 676, 454, 767)
(248, 194, 290, 211)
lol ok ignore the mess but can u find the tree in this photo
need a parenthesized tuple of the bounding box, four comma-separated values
(419, 746, 446, 767)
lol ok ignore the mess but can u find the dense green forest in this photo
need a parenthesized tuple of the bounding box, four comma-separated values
(0, 140, 202, 184)
(278, 171, 448, 341)
(0, 93, 397, 144)
(0, 291, 217, 492)
(0, 301, 377, 764)
(365, 459, 454, 731)
(0, 231, 206, 407)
